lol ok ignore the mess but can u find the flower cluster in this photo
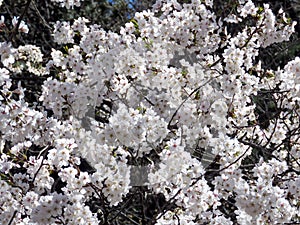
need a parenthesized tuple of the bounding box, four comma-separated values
(0, 0, 299, 224)
(50, 0, 84, 9)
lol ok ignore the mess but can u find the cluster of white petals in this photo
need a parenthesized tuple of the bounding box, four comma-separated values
(50, 0, 83, 9)
(0, 0, 299, 224)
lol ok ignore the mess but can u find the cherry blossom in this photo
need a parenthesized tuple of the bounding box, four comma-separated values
(0, 0, 299, 224)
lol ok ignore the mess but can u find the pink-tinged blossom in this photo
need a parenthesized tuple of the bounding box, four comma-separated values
(12, 16, 29, 33)
(0, 0, 299, 224)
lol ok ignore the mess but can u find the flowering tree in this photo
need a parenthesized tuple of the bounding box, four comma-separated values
(0, 0, 300, 224)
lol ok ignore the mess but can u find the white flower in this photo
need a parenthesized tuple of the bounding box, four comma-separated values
(12, 16, 29, 33)
(0, 15, 5, 27)
(0, 0, 300, 224)
(0, 42, 15, 66)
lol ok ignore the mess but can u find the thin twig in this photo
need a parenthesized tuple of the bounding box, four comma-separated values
(31, 0, 52, 31)
(120, 212, 140, 225)
(167, 75, 220, 129)
(108, 192, 136, 223)
(7, 210, 17, 225)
